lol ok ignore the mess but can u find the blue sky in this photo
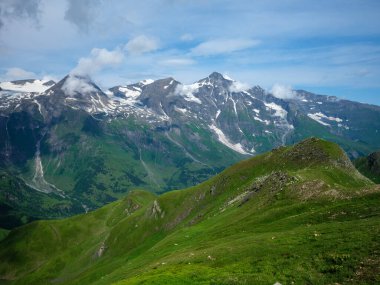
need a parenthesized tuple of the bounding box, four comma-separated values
(0, 0, 380, 105)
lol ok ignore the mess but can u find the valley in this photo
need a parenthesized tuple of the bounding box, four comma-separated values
(1, 1, 379, 284)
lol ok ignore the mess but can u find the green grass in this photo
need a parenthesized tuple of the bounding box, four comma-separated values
(0, 228, 9, 242)
(0, 138, 379, 284)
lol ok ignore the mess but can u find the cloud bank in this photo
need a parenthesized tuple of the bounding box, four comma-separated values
(0, 0, 41, 28)
(159, 58, 195, 66)
(270, 83, 297, 99)
(71, 47, 124, 77)
(4, 67, 36, 80)
(191, 39, 261, 56)
(229, 80, 250, 93)
(70, 35, 159, 78)
(124, 35, 159, 55)
(62, 75, 97, 96)
(64, 0, 101, 33)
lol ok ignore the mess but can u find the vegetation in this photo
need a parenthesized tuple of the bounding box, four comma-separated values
(354, 151, 380, 184)
(0, 138, 379, 284)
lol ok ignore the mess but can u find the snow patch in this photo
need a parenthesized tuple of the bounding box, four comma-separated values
(254, 116, 270, 125)
(216, 110, 221, 119)
(264, 102, 287, 119)
(174, 106, 187, 114)
(163, 81, 173, 89)
(118, 86, 141, 98)
(307, 112, 343, 126)
(230, 96, 238, 116)
(0, 80, 53, 93)
(209, 124, 249, 155)
(307, 113, 330, 126)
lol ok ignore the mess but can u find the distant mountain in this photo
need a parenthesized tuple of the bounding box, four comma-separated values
(0, 79, 55, 93)
(0, 138, 379, 284)
(355, 151, 380, 183)
(1, 72, 380, 226)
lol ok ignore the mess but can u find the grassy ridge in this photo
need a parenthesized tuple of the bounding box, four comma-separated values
(0, 138, 379, 284)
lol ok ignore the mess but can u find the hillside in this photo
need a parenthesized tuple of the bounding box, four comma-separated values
(1, 73, 380, 226)
(0, 138, 379, 284)
(354, 151, 380, 184)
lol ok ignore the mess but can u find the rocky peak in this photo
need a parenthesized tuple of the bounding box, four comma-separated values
(138, 77, 180, 108)
(42, 80, 56, 87)
(146, 77, 179, 91)
(209, 72, 229, 81)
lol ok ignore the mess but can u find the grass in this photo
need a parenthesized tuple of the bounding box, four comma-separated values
(0, 228, 9, 242)
(0, 138, 379, 284)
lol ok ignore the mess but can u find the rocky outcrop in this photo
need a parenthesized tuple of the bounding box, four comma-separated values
(150, 200, 165, 219)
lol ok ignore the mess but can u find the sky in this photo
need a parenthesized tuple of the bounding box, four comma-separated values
(0, 0, 380, 105)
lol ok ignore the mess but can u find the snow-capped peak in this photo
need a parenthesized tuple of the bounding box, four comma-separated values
(0, 79, 55, 93)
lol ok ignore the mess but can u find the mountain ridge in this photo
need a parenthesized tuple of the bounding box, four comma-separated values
(0, 138, 379, 284)
(1, 72, 380, 228)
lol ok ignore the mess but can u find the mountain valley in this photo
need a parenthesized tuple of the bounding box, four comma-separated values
(1, 73, 380, 228)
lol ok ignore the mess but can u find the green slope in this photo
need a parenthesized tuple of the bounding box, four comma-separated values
(1, 109, 243, 227)
(0, 138, 379, 284)
(0, 170, 83, 230)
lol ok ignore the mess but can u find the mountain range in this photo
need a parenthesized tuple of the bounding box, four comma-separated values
(1, 72, 380, 228)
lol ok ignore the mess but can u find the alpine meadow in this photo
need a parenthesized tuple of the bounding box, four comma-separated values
(0, 1, 379, 284)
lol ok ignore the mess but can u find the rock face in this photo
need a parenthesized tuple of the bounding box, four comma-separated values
(150, 200, 164, 219)
(1, 72, 380, 223)
(96, 242, 107, 258)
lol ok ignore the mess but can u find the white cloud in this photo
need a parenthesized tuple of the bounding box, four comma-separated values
(71, 47, 124, 77)
(159, 58, 195, 66)
(4, 67, 36, 80)
(124, 35, 159, 55)
(41, 74, 59, 82)
(190, 38, 261, 56)
(174, 84, 202, 104)
(270, 83, 297, 99)
(229, 81, 250, 93)
(61, 75, 97, 96)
